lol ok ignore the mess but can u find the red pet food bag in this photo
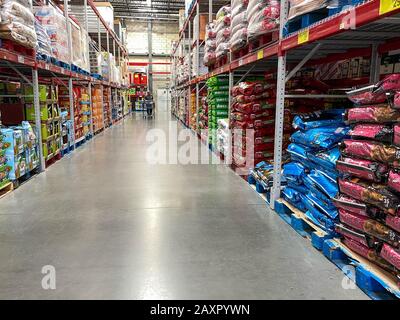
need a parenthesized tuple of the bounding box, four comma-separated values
(388, 169, 400, 194)
(333, 194, 385, 218)
(339, 208, 400, 247)
(381, 243, 400, 271)
(336, 157, 388, 182)
(349, 124, 393, 143)
(338, 178, 400, 215)
(340, 139, 400, 165)
(346, 105, 400, 124)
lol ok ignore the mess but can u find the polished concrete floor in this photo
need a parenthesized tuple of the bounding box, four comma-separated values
(0, 112, 367, 299)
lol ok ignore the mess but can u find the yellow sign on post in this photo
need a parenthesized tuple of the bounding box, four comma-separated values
(379, 0, 400, 15)
(297, 29, 309, 45)
(257, 50, 264, 60)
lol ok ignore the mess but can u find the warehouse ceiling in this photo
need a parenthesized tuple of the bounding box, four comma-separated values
(108, 0, 185, 21)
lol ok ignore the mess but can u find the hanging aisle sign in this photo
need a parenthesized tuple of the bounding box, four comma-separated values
(297, 29, 309, 45)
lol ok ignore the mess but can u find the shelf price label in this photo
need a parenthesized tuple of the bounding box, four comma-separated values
(297, 29, 309, 45)
(257, 50, 264, 60)
(17, 55, 24, 64)
(379, 0, 400, 15)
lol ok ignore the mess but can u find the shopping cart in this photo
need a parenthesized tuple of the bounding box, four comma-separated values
(143, 100, 154, 119)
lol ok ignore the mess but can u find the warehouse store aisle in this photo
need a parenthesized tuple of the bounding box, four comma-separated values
(0, 113, 367, 299)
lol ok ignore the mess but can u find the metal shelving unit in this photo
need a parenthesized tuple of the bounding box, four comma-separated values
(0, 0, 129, 176)
(170, 0, 400, 209)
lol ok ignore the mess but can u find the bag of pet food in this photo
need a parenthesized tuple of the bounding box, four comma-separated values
(339, 208, 400, 248)
(378, 73, 400, 92)
(340, 139, 400, 166)
(394, 124, 400, 147)
(388, 169, 400, 194)
(349, 124, 393, 144)
(336, 157, 388, 182)
(335, 223, 379, 249)
(287, 143, 315, 167)
(283, 162, 307, 185)
(346, 105, 400, 124)
(338, 178, 400, 215)
(307, 147, 340, 173)
(380, 243, 400, 271)
(333, 194, 385, 219)
(300, 194, 336, 233)
(307, 169, 338, 199)
(343, 237, 399, 274)
(393, 91, 400, 109)
(282, 187, 307, 211)
(347, 85, 387, 105)
(291, 127, 350, 150)
(292, 109, 345, 131)
(386, 215, 400, 233)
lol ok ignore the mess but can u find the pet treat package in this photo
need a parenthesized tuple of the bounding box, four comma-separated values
(340, 139, 400, 165)
(346, 105, 400, 124)
(338, 178, 400, 215)
(349, 124, 393, 144)
(336, 157, 388, 182)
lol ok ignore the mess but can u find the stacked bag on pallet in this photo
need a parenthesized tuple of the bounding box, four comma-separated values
(287, 0, 328, 20)
(198, 95, 209, 142)
(34, 18, 52, 56)
(334, 73, 400, 279)
(34, 5, 70, 63)
(0, 129, 10, 187)
(215, 5, 231, 60)
(230, 79, 278, 167)
(229, 0, 248, 52)
(247, 0, 280, 41)
(203, 22, 216, 66)
(216, 118, 230, 155)
(206, 76, 229, 146)
(282, 104, 349, 234)
(0, 121, 38, 181)
(0, 0, 37, 48)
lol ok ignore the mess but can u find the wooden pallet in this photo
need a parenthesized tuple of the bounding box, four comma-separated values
(0, 39, 35, 57)
(323, 239, 400, 300)
(0, 181, 13, 199)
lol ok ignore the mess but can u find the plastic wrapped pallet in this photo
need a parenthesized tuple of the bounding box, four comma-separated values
(230, 0, 248, 52)
(0, 0, 37, 48)
(34, 18, 52, 56)
(214, 5, 231, 59)
(203, 22, 216, 66)
(247, 0, 280, 41)
(34, 5, 70, 62)
(287, 0, 328, 21)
